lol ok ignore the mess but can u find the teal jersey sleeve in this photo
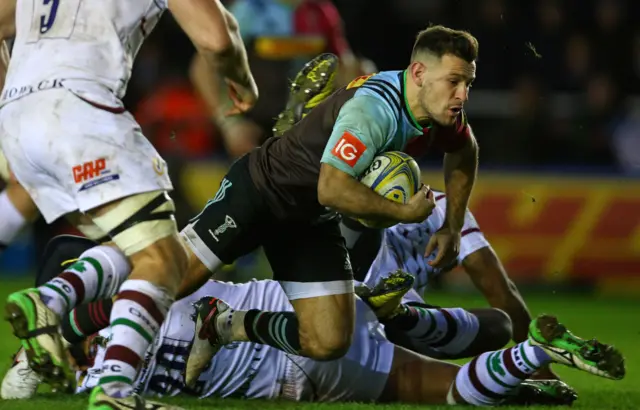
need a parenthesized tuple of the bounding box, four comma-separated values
(320, 95, 397, 177)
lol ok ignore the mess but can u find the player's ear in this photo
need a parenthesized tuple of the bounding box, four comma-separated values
(409, 61, 426, 87)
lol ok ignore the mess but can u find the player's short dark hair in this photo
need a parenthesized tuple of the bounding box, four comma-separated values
(411, 25, 479, 63)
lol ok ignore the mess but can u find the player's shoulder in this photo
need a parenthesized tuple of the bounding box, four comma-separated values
(350, 71, 403, 116)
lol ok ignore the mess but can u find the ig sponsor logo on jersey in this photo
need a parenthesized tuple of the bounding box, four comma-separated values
(331, 131, 366, 167)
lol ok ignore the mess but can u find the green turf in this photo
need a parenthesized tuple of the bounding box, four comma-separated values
(0, 278, 637, 409)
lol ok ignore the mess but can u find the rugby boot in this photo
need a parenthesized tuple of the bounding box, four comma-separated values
(5, 288, 75, 392)
(355, 270, 415, 320)
(528, 314, 625, 380)
(272, 53, 339, 136)
(184, 297, 232, 388)
(0, 348, 42, 399)
(88, 385, 185, 410)
(503, 379, 578, 406)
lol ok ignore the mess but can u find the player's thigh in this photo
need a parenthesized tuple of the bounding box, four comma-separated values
(265, 220, 355, 358)
(379, 345, 459, 404)
(180, 155, 267, 273)
(0, 89, 173, 225)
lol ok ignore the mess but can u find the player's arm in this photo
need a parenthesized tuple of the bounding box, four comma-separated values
(0, 40, 10, 91)
(444, 117, 478, 232)
(169, 0, 257, 115)
(0, 0, 15, 92)
(318, 96, 428, 222)
(0, 0, 15, 41)
(462, 246, 532, 343)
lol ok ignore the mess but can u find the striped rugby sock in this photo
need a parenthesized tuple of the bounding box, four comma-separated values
(452, 340, 552, 405)
(38, 245, 129, 316)
(61, 299, 114, 344)
(243, 310, 302, 355)
(98, 280, 173, 398)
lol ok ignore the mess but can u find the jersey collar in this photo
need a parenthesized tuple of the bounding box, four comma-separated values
(400, 70, 429, 132)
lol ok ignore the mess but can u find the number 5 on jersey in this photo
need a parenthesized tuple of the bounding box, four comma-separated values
(28, 0, 81, 42)
(331, 132, 366, 167)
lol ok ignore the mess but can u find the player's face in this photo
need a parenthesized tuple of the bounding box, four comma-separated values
(418, 54, 476, 127)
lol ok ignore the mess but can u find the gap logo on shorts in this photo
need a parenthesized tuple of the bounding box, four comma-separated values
(73, 158, 120, 192)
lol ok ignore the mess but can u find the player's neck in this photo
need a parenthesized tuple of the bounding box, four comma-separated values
(403, 70, 431, 128)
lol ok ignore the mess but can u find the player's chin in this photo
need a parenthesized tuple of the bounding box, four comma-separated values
(434, 113, 458, 127)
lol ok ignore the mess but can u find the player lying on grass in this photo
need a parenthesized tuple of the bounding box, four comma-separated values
(348, 191, 557, 379)
(2, 236, 624, 407)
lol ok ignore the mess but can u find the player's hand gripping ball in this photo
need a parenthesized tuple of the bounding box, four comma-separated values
(358, 151, 421, 228)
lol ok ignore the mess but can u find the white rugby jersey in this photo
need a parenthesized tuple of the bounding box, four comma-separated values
(363, 191, 490, 295)
(2, 0, 166, 108)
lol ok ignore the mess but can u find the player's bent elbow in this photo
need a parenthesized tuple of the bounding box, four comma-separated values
(317, 183, 336, 208)
(317, 163, 349, 208)
(317, 176, 338, 208)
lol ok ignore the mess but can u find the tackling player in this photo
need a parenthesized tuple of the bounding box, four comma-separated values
(350, 191, 556, 379)
(0, 0, 257, 409)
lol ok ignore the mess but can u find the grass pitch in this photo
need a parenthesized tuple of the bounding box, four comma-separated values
(0, 278, 636, 410)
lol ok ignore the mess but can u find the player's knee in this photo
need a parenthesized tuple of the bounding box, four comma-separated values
(87, 191, 179, 256)
(87, 191, 187, 291)
(480, 308, 513, 349)
(300, 328, 352, 361)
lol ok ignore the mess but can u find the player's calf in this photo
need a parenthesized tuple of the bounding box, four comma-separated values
(5, 240, 129, 391)
(384, 304, 507, 359)
(81, 191, 188, 398)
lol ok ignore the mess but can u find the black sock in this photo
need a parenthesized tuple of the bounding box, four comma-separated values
(61, 299, 114, 344)
(382, 304, 420, 330)
(243, 309, 302, 354)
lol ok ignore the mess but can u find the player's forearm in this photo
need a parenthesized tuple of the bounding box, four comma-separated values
(318, 165, 408, 221)
(0, 40, 10, 91)
(487, 281, 532, 343)
(464, 247, 531, 343)
(443, 137, 478, 232)
(172, 0, 255, 109)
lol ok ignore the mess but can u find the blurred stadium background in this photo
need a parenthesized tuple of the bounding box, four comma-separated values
(2, 0, 640, 297)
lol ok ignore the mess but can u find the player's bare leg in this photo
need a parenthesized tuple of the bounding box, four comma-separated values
(380, 314, 624, 406)
(186, 292, 355, 387)
(5, 192, 188, 402)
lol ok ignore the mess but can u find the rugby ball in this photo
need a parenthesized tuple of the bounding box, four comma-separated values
(358, 151, 421, 228)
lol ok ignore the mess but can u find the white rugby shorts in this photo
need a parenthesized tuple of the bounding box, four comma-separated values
(0, 88, 172, 223)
